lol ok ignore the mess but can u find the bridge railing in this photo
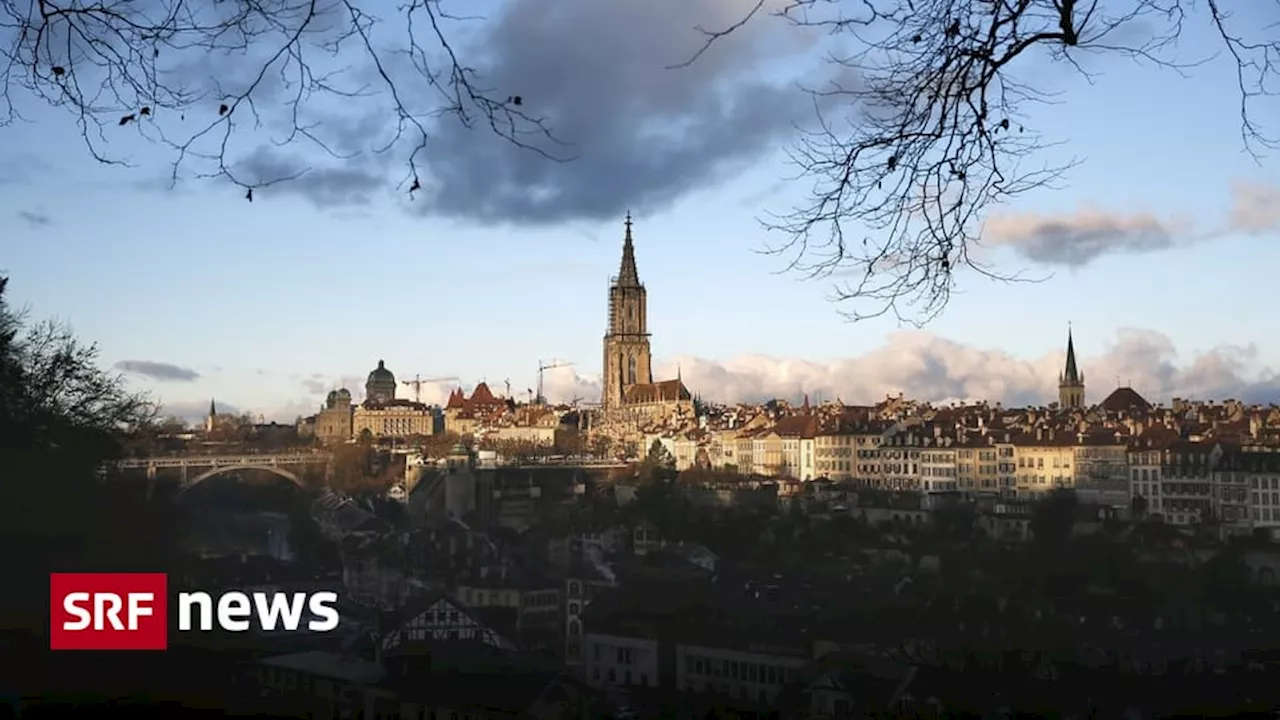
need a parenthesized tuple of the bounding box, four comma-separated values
(115, 454, 331, 468)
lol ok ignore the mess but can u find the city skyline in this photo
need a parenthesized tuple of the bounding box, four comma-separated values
(2, 0, 1279, 422)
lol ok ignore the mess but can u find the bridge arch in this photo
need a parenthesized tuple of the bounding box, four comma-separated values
(181, 464, 305, 493)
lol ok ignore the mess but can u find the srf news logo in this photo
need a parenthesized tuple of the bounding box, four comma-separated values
(49, 573, 340, 651)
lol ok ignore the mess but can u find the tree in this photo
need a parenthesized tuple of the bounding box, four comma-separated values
(639, 439, 677, 486)
(2, 0, 559, 198)
(157, 415, 189, 434)
(420, 431, 462, 458)
(1030, 488, 1079, 549)
(695, 0, 1279, 324)
(587, 434, 612, 459)
(933, 501, 978, 541)
(0, 276, 178, 628)
(554, 427, 586, 456)
(329, 442, 375, 492)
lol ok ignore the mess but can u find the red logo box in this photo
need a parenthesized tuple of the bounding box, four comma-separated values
(49, 573, 169, 651)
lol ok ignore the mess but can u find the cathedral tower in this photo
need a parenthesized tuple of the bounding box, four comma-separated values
(602, 214, 652, 410)
(1058, 326, 1085, 410)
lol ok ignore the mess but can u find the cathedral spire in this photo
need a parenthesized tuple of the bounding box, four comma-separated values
(617, 212, 640, 286)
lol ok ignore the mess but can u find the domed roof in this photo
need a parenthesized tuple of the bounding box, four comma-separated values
(326, 390, 338, 403)
(368, 360, 395, 384)
(336, 388, 352, 399)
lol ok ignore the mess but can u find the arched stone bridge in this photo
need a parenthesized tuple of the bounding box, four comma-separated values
(115, 453, 331, 490)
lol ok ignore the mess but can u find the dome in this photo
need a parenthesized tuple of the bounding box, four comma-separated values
(336, 388, 352, 400)
(365, 360, 398, 404)
(367, 360, 395, 385)
(326, 390, 338, 404)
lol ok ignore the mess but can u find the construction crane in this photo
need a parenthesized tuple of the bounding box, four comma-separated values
(401, 374, 459, 403)
(536, 359, 574, 405)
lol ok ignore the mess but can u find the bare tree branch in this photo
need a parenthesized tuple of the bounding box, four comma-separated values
(0, 0, 566, 196)
(687, 0, 1280, 325)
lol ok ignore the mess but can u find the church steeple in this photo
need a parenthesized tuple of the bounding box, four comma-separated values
(1058, 324, 1085, 410)
(617, 211, 640, 286)
(602, 212, 652, 410)
(1063, 326, 1081, 385)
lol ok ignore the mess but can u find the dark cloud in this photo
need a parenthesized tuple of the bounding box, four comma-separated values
(416, 0, 815, 224)
(539, 329, 1280, 407)
(984, 207, 1185, 267)
(114, 360, 200, 382)
(234, 146, 390, 207)
(985, 181, 1280, 267)
(16, 211, 52, 227)
(132, 0, 822, 219)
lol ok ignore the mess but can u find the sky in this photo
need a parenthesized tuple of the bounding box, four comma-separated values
(2, 0, 1279, 423)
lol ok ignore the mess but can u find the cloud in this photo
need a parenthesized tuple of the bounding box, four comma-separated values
(985, 180, 1280, 267)
(983, 207, 1189, 267)
(135, 0, 822, 218)
(114, 360, 200, 382)
(0, 153, 54, 186)
(228, 330, 1279, 427)
(415, 0, 816, 224)
(234, 146, 389, 208)
(301, 374, 330, 395)
(534, 330, 1280, 407)
(1228, 180, 1280, 235)
(16, 211, 52, 227)
(159, 399, 238, 423)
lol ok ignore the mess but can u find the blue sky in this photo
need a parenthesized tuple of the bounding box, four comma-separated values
(2, 0, 1278, 421)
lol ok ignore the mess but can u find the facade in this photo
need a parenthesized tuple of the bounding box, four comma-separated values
(585, 633, 660, 688)
(352, 399, 433, 439)
(315, 389, 354, 444)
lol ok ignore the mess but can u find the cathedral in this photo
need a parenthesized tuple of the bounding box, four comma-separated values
(600, 214, 692, 420)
